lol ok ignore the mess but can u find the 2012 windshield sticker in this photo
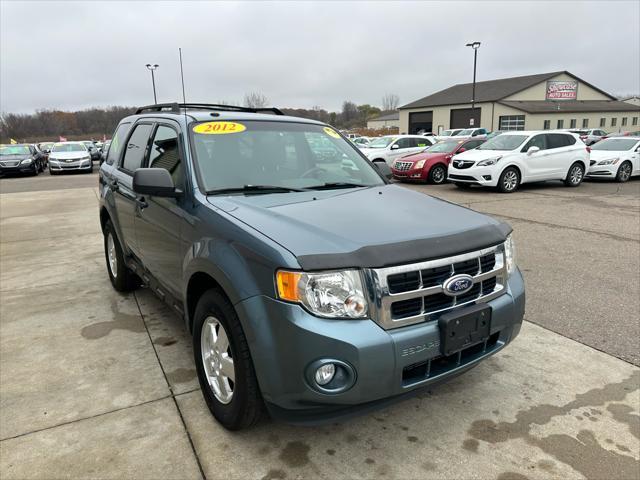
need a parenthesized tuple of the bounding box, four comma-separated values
(193, 122, 247, 134)
(323, 127, 341, 139)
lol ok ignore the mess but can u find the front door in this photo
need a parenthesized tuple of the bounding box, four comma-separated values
(520, 134, 551, 180)
(134, 124, 184, 297)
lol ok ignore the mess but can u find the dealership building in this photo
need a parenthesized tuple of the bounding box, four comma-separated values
(399, 71, 640, 134)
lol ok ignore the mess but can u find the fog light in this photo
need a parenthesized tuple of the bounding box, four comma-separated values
(314, 363, 336, 385)
(483, 175, 492, 181)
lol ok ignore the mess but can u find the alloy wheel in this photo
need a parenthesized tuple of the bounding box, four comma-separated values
(201, 316, 235, 404)
(107, 232, 117, 278)
(432, 166, 445, 184)
(619, 163, 632, 182)
(503, 170, 518, 191)
(570, 165, 583, 185)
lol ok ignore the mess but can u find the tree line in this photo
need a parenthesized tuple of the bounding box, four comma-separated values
(0, 93, 400, 143)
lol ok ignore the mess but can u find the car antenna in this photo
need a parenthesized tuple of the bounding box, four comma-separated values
(179, 47, 188, 126)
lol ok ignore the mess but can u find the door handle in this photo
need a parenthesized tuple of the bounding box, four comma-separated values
(136, 197, 148, 209)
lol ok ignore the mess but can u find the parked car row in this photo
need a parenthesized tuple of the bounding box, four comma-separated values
(390, 130, 640, 192)
(0, 144, 47, 176)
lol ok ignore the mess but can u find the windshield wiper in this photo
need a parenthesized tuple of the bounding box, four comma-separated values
(306, 182, 371, 190)
(206, 185, 309, 195)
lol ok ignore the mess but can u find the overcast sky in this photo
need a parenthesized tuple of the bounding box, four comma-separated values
(1, 0, 639, 114)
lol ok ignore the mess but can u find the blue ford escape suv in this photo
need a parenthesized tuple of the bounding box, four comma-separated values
(99, 103, 525, 430)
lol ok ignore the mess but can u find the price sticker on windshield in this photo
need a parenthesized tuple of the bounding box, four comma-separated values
(193, 122, 246, 134)
(323, 127, 341, 139)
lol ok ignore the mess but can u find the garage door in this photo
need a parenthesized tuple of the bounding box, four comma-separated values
(409, 111, 433, 134)
(450, 108, 481, 129)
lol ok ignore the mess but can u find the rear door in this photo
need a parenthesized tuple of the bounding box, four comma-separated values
(112, 122, 154, 257)
(546, 133, 576, 178)
(134, 122, 185, 297)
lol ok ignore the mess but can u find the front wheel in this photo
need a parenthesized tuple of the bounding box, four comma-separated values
(615, 161, 632, 183)
(103, 220, 140, 292)
(193, 289, 262, 430)
(564, 162, 585, 187)
(428, 164, 447, 184)
(498, 167, 520, 193)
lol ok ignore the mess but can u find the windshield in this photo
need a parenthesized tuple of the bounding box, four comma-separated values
(52, 143, 87, 153)
(591, 138, 638, 151)
(82, 142, 94, 148)
(457, 129, 474, 136)
(439, 130, 457, 137)
(426, 141, 460, 153)
(368, 136, 396, 148)
(39, 142, 53, 149)
(478, 135, 528, 151)
(191, 121, 385, 192)
(0, 145, 30, 156)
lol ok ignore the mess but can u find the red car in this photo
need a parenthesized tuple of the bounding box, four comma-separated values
(391, 138, 486, 184)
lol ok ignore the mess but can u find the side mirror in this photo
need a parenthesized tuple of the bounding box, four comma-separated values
(133, 168, 180, 197)
(457, 147, 466, 153)
(390, 144, 400, 150)
(527, 146, 540, 155)
(373, 160, 392, 180)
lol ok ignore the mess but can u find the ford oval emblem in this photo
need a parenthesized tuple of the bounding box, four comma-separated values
(443, 274, 474, 297)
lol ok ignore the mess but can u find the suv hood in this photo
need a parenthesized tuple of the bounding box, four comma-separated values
(453, 148, 510, 161)
(208, 185, 510, 270)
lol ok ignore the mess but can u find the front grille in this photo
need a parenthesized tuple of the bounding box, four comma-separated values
(448, 174, 476, 181)
(393, 161, 413, 172)
(368, 245, 507, 330)
(452, 160, 475, 169)
(0, 161, 20, 167)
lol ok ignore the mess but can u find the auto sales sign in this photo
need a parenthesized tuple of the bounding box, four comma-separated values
(546, 80, 578, 100)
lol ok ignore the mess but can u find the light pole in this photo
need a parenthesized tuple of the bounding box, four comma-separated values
(465, 42, 481, 126)
(145, 64, 159, 104)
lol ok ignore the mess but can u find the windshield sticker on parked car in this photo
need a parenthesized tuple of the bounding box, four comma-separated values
(323, 127, 341, 139)
(417, 143, 427, 147)
(193, 122, 246, 135)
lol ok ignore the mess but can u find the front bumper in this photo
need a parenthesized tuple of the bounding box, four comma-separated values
(587, 164, 617, 177)
(448, 165, 499, 186)
(235, 269, 525, 423)
(49, 159, 92, 171)
(0, 163, 37, 175)
(391, 166, 428, 181)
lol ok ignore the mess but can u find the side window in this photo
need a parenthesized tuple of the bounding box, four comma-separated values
(396, 138, 412, 149)
(522, 134, 546, 152)
(547, 134, 573, 149)
(121, 123, 153, 173)
(106, 122, 131, 166)
(147, 125, 183, 187)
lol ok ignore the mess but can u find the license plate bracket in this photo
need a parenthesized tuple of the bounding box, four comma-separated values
(438, 304, 491, 356)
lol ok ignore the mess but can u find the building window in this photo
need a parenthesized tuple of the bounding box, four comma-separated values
(633, 117, 638, 126)
(582, 119, 589, 128)
(498, 115, 525, 131)
(557, 119, 564, 129)
(543, 120, 551, 130)
(611, 118, 617, 127)
(621, 117, 628, 126)
(570, 119, 577, 128)
(600, 118, 606, 127)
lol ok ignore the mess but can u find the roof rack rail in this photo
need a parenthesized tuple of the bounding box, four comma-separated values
(135, 103, 284, 116)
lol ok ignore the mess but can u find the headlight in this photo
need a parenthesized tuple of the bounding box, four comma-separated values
(477, 156, 502, 167)
(504, 235, 516, 276)
(276, 270, 368, 318)
(20, 158, 33, 165)
(414, 160, 426, 169)
(597, 157, 619, 165)
(82, 155, 91, 161)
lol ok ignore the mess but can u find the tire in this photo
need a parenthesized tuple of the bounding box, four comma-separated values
(103, 220, 140, 292)
(615, 161, 632, 183)
(428, 164, 447, 184)
(454, 182, 471, 189)
(498, 167, 520, 193)
(193, 289, 262, 430)
(564, 162, 585, 187)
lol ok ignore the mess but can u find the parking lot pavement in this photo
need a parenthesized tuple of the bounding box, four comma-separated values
(0, 177, 638, 479)
(0, 169, 99, 195)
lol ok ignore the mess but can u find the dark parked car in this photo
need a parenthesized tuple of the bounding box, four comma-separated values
(81, 141, 102, 162)
(0, 144, 45, 176)
(99, 103, 525, 430)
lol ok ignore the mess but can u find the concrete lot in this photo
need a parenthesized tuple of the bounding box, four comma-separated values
(0, 173, 638, 479)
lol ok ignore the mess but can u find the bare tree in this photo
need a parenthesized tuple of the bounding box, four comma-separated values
(243, 92, 269, 109)
(382, 93, 400, 112)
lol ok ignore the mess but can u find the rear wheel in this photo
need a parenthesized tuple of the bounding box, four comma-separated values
(615, 161, 632, 183)
(193, 289, 262, 430)
(103, 220, 140, 292)
(564, 162, 584, 187)
(498, 167, 520, 193)
(428, 164, 447, 184)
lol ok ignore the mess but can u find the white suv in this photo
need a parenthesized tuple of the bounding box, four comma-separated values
(448, 131, 590, 193)
(360, 135, 435, 166)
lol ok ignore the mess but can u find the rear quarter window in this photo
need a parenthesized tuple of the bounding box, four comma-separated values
(106, 122, 131, 166)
